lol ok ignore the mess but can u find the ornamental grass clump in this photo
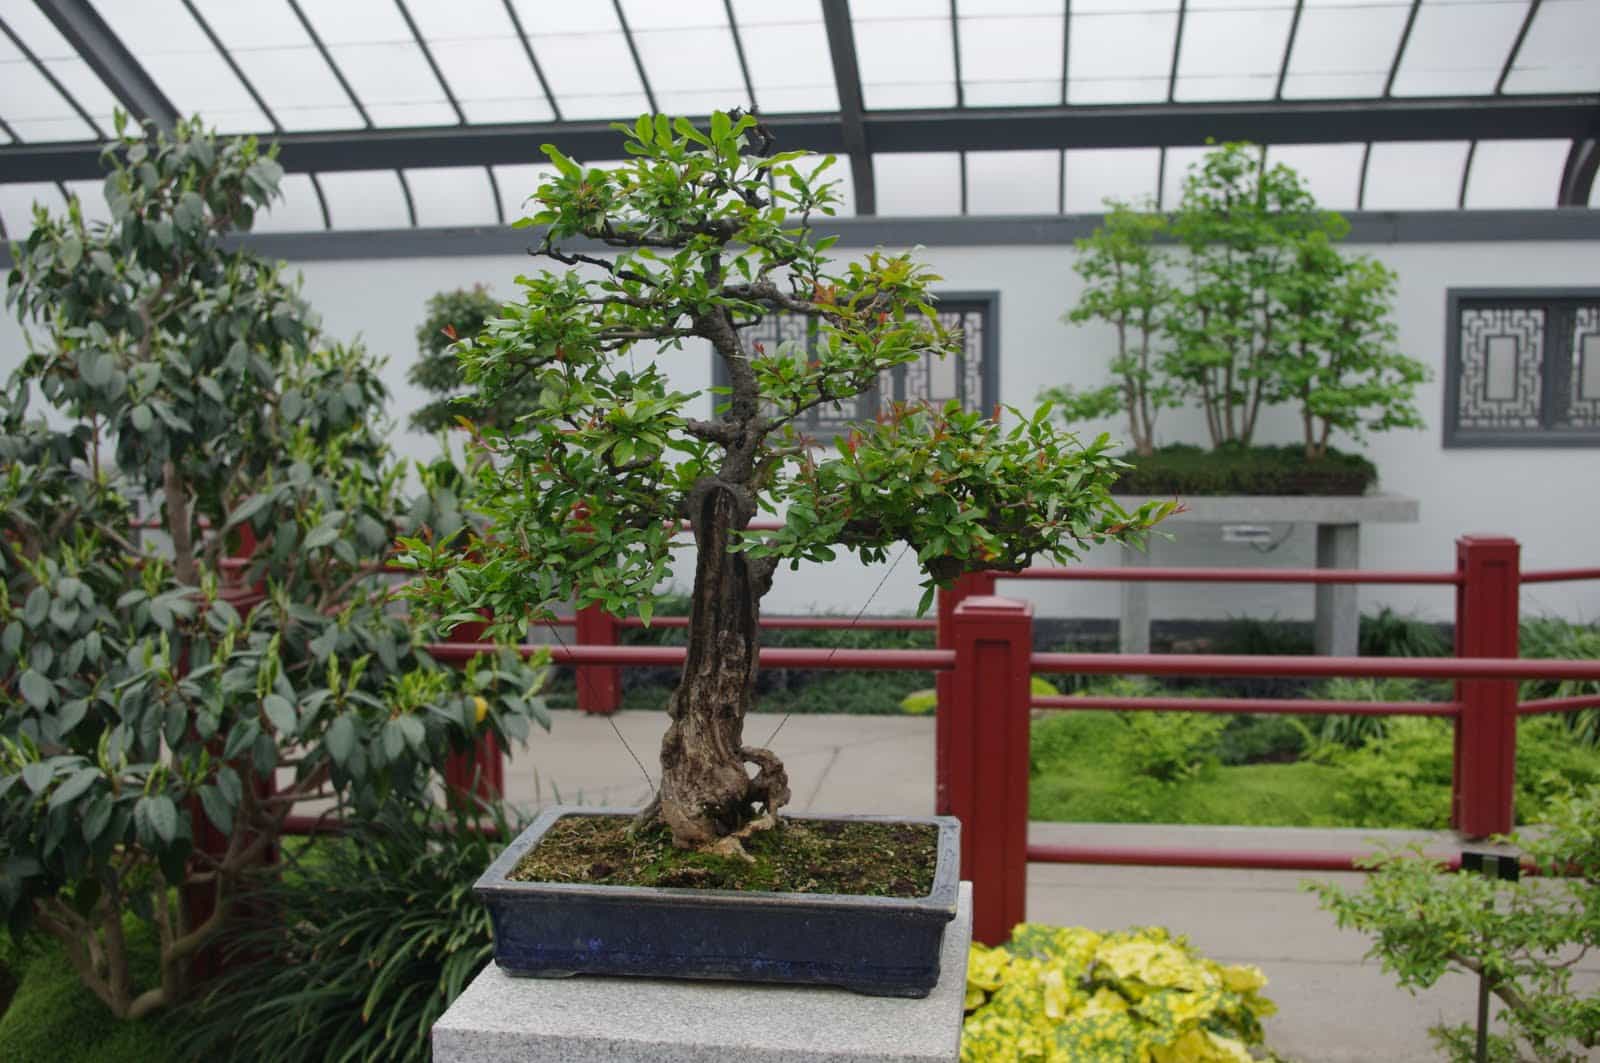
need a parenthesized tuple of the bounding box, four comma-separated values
(400, 111, 1174, 855)
(962, 923, 1277, 1062)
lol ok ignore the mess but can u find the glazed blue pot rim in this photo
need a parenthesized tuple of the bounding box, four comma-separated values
(476, 805, 961, 917)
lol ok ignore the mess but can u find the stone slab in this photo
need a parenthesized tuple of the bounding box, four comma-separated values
(432, 882, 973, 1063)
(1112, 493, 1419, 524)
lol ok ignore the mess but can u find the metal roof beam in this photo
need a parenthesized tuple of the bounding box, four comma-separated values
(1559, 138, 1598, 207)
(820, 0, 876, 216)
(4, 95, 1598, 184)
(34, 0, 177, 131)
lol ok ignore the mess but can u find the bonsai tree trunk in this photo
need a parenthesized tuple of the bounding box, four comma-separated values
(655, 478, 790, 851)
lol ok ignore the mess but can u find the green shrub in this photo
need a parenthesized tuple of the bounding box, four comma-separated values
(1216, 714, 1306, 766)
(1309, 785, 1600, 1062)
(1519, 617, 1600, 746)
(900, 676, 1059, 716)
(178, 799, 521, 1063)
(1360, 607, 1449, 659)
(1115, 713, 1226, 784)
(1327, 716, 1600, 829)
(962, 923, 1277, 1062)
(1209, 616, 1314, 658)
(1307, 676, 1445, 752)
(1113, 443, 1376, 496)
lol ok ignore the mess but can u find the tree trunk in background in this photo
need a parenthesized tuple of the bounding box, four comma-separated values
(656, 482, 790, 850)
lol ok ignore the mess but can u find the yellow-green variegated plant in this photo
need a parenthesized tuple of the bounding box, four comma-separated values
(961, 924, 1277, 1062)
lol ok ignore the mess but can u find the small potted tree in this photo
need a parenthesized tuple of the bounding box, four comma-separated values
(401, 112, 1173, 996)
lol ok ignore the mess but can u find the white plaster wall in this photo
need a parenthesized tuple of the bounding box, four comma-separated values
(4, 236, 1598, 625)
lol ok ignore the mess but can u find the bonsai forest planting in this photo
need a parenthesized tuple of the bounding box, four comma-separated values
(1043, 142, 1431, 493)
(400, 111, 1175, 857)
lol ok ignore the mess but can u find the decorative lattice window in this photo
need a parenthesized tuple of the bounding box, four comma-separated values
(714, 294, 997, 443)
(1444, 290, 1600, 447)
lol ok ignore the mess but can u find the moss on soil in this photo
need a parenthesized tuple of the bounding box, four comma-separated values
(1114, 443, 1377, 496)
(510, 815, 938, 897)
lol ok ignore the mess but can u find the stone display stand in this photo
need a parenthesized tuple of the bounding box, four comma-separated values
(1112, 494, 1420, 657)
(433, 882, 974, 1063)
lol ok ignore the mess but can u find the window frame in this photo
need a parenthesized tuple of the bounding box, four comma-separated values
(711, 290, 1000, 445)
(1442, 287, 1600, 449)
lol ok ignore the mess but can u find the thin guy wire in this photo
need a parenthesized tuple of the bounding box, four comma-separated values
(541, 614, 655, 789)
(761, 542, 913, 748)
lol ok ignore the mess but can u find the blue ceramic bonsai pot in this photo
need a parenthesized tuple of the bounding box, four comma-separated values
(475, 805, 961, 998)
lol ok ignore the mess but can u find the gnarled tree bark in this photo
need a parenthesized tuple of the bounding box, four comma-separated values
(655, 478, 788, 850)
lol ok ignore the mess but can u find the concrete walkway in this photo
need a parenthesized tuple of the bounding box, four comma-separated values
(501, 711, 1590, 1062)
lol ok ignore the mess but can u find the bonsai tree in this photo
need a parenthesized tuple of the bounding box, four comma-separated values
(408, 285, 544, 433)
(401, 112, 1174, 854)
(1166, 141, 1345, 449)
(1042, 199, 1178, 457)
(1279, 233, 1426, 459)
(1052, 142, 1427, 464)
(0, 117, 546, 1016)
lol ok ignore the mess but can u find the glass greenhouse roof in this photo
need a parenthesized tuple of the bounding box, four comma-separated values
(0, 0, 1597, 240)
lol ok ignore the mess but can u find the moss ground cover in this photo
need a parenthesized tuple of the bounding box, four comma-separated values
(0, 922, 177, 1063)
(511, 814, 937, 897)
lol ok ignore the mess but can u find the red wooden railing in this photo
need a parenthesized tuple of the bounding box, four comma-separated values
(238, 526, 1599, 948)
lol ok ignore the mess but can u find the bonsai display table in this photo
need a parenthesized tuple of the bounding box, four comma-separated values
(432, 882, 974, 1062)
(1112, 494, 1421, 656)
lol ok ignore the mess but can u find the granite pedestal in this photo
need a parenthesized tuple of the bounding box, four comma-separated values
(432, 882, 974, 1063)
(1112, 494, 1420, 656)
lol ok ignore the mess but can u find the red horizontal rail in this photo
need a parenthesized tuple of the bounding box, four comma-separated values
(1027, 844, 1474, 873)
(1011, 565, 1459, 585)
(423, 642, 955, 671)
(614, 615, 935, 631)
(1031, 651, 1600, 681)
(1518, 693, 1600, 716)
(1522, 567, 1600, 584)
(1033, 694, 1460, 717)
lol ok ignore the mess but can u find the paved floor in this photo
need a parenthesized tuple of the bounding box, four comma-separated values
(501, 711, 1593, 1062)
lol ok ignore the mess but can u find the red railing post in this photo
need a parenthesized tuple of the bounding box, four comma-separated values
(575, 605, 622, 714)
(950, 594, 1032, 946)
(1452, 535, 1520, 838)
(936, 571, 997, 815)
(443, 615, 505, 802)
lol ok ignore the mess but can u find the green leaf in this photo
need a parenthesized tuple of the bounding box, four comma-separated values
(19, 669, 53, 710)
(23, 586, 49, 628)
(325, 714, 356, 767)
(138, 794, 179, 844)
(199, 785, 232, 835)
(397, 714, 426, 754)
(540, 144, 580, 178)
(382, 719, 405, 760)
(50, 768, 100, 810)
(131, 404, 154, 432)
(303, 523, 340, 550)
(226, 490, 276, 528)
(22, 762, 52, 794)
(262, 693, 297, 736)
(81, 794, 113, 843)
